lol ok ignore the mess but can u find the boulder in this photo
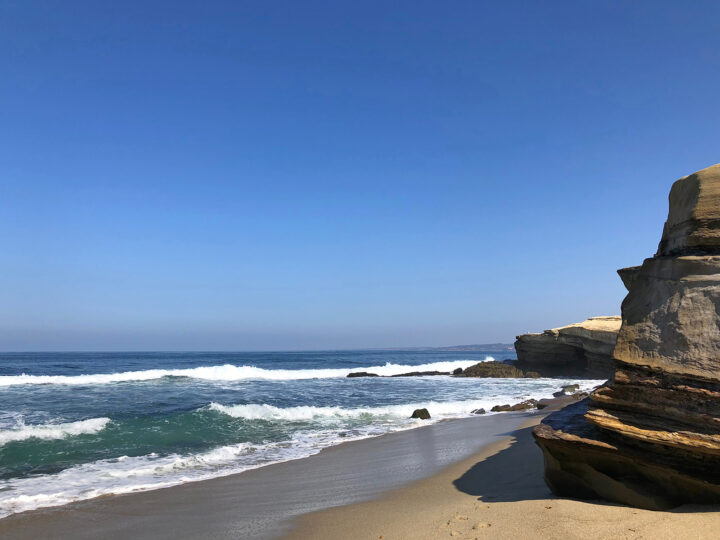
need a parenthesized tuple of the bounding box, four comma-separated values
(471, 408, 486, 415)
(346, 372, 379, 378)
(509, 399, 538, 411)
(515, 316, 620, 378)
(452, 367, 464, 375)
(410, 408, 431, 420)
(456, 362, 524, 378)
(533, 163, 720, 509)
(491, 404, 512, 412)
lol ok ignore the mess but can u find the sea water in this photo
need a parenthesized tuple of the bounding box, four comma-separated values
(0, 351, 601, 518)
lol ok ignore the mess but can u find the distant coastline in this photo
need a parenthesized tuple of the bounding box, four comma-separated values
(372, 343, 514, 353)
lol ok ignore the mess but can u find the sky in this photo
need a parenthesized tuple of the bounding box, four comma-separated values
(2, 1, 720, 351)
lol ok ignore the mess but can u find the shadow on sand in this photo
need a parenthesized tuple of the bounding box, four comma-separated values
(452, 426, 557, 503)
(453, 424, 720, 515)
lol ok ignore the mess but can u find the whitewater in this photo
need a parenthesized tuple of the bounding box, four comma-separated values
(0, 350, 604, 518)
(0, 359, 488, 387)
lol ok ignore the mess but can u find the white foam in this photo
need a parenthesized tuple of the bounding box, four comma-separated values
(0, 426, 394, 518)
(0, 358, 492, 387)
(209, 400, 494, 422)
(0, 418, 110, 446)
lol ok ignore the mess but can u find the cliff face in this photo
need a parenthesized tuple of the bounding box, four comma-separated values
(515, 316, 620, 378)
(533, 163, 720, 509)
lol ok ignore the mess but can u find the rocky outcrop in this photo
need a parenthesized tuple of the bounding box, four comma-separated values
(347, 363, 529, 378)
(534, 163, 720, 509)
(455, 361, 525, 378)
(515, 316, 621, 378)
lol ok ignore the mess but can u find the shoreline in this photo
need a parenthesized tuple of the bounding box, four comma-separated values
(0, 410, 538, 539)
(285, 412, 720, 540)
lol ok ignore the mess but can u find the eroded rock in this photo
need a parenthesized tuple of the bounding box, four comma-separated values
(515, 316, 620, 378)
(534, 163, 720, 509)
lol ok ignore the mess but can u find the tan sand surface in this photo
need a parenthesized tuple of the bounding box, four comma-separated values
(285, 415, 720, 540)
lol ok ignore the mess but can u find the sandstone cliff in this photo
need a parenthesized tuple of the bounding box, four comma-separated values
(515, 316, 620, 378)
(533, 163, 720, 509)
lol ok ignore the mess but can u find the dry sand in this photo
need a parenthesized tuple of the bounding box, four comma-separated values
(285, 414, 720, 540)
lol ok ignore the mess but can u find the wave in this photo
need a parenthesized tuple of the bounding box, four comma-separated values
(0, 358, 492, 387)
(208, 399, 497, 422)
(0, 418, 110, 445)
(0, 376, 602, 518)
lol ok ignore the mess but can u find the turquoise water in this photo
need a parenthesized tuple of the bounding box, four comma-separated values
(0, 351, 601, 517)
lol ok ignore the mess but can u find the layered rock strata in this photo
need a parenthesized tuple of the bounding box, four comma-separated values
(534, 163, 720, 509)
(515, 316, 621, 378)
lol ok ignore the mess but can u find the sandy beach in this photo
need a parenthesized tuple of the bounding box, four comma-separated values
(287, 413, 720, 540)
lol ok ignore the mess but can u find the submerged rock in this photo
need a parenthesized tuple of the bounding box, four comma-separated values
(456, 362, 524, 378)
(346, 372, 379, 377)
(534, 163, 720, 509)
(552, 384, 581, 398)
(515, 316, 620, 378)
(410, 408, 431, 420)
(390, 371, 448, 377)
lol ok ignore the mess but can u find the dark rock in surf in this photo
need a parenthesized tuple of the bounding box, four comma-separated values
(509, 399, 538, 411)
(491, 404, 512, 412)
(410, 408, 431, 420)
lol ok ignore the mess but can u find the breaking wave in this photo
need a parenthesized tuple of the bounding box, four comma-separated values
(0, 358, 492, 387)
(0, 418, 110, 445)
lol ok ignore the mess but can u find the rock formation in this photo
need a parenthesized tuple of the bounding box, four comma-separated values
(456, 361, 525, 378)
(515, 316, 620, 378)
(533, 163, 720, 509)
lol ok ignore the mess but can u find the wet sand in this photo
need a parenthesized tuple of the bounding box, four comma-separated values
(0, 411, 535, 539)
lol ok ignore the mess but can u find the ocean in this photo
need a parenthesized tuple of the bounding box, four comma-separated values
(0, 351, 601, 518)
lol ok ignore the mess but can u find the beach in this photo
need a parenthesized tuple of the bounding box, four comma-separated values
(288, 412, 720, 540)
(2, 402, 718, 539)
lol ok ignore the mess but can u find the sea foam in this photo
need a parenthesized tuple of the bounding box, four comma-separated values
(0, 418, 110, 445)
(208, 399, 500, 422)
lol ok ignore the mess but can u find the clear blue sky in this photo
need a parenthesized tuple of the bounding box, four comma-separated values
(2, 1, 719, 351)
